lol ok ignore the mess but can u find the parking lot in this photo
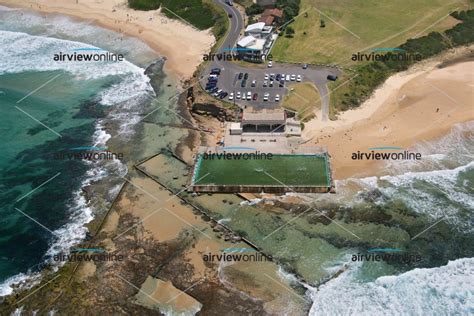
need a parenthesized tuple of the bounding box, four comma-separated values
(200, 61, 341, 110)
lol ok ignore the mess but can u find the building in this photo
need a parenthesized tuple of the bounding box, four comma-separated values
(258, 8, 283, 26)
(244, 22, 273, 39)
(237, 22, 274, 62)
(236, 35, 268, 62)
(241, 108, 286, 132)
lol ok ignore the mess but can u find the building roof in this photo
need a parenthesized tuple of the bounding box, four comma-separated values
(237, 35, 256, 47)
(242, 109, 286, 124)
(246, 38, 266, 50)
(258, 15, 274, 26)
(262, 8, 283, 18)
(230, 122, 242, 130)
(245, 22, 266, 33)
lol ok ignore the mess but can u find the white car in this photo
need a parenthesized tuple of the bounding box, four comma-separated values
(297, 75, 302, 82)
(263, 92, 269, 101)
(286, 74, 290, 81)
(247, 91, 252, 100)
(275, 94, 280, 102)
(263, 80, 268, 87)
(229, 92, 234, 100)
(264, 74, 269, 80)
(290, 74, 296, 81)
(268, 61, 273, 68)
(236, 91, 241, 99)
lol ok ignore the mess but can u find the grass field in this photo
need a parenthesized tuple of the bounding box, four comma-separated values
(193, 154, 330, 187)
(282, 83, 320, 121)
(271, 0, 468, 65)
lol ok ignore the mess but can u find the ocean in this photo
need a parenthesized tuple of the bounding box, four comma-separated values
(0, 4, 473, 315)
(0, 5, 159, 296)
(305, 121, 474, 314)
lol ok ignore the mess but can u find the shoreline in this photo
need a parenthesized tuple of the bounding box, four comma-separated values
(303, 46, 474, 180)
(0, 0, 215, 80)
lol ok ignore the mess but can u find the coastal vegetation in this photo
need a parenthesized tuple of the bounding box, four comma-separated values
(127, 0, 215, 30)
(244, 0, 301, 26)
(331, 9, 474, 113)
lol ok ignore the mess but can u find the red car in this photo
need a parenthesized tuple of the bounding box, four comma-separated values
(252, 93, 258, 100)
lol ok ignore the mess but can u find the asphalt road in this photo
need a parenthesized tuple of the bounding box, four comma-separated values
(201, 1, 341, 117)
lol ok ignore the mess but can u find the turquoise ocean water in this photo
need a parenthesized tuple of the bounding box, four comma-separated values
(0, 5, 158, 295)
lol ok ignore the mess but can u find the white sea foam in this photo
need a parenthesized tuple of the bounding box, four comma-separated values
(309, 258, 474, 315)
(0, 29, 145, 296)
(0, 30, 149, 80)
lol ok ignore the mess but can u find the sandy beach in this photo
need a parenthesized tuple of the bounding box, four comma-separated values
(303, 49, 474, 179)
(0, 0, 215, 80)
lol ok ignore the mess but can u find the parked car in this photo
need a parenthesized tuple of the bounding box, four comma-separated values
(236, 91, 241, 99)
(281, 73, 286, 80)
(238, 72, 243, 79)
(290, 74, 296, 81)
(279, 80, 284, 87)
(229, 92, 234, 100)
(327, 74, 338, 81)
(225, 0, 233, 6)
(286, 74, 290, 81)
(263, 92, 269, 101)
(251, 80, 256, 87)
(252, 93, 258, 100)
(210, 68, 221, 75)
(269, 81, 274, 87)
(264, 74, 269, 80)
(247, 91, 252, 100)
(297, 75, 302, 82)
(219, 92, 228, 99)
(302, 63, 308, 69)
(268, 61, 273, 67)
(270, 73, 275, 80)
(276, 74, 281, 81)
(241, 80, 247, 87)
(210, 87, 218, 93)
(275, 94, 280, 102)
(263, 81, 268, 87)
(244, 73, 249, 80)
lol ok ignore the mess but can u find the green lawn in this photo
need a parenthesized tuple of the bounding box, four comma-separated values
(193, 154, 330, 186)
(271, 0, 468, 65)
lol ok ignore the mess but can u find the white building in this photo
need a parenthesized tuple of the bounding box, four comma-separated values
(237, 22, 274, 62)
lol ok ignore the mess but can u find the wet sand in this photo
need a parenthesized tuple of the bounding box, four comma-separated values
(304, 49, 474, 179)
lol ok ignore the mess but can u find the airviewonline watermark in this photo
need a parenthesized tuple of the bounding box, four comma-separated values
(352, 147, 422, 161)
(203, 48, 273, 62)
(202, 150, 273, 160)
(53, 48, 124, 62)
(351, 48, 422, 62)
(203, 248, 273, 262)
(53, 248, 124, 262)
(54, 146, 124, 161)
(352, 248, 422, 264)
